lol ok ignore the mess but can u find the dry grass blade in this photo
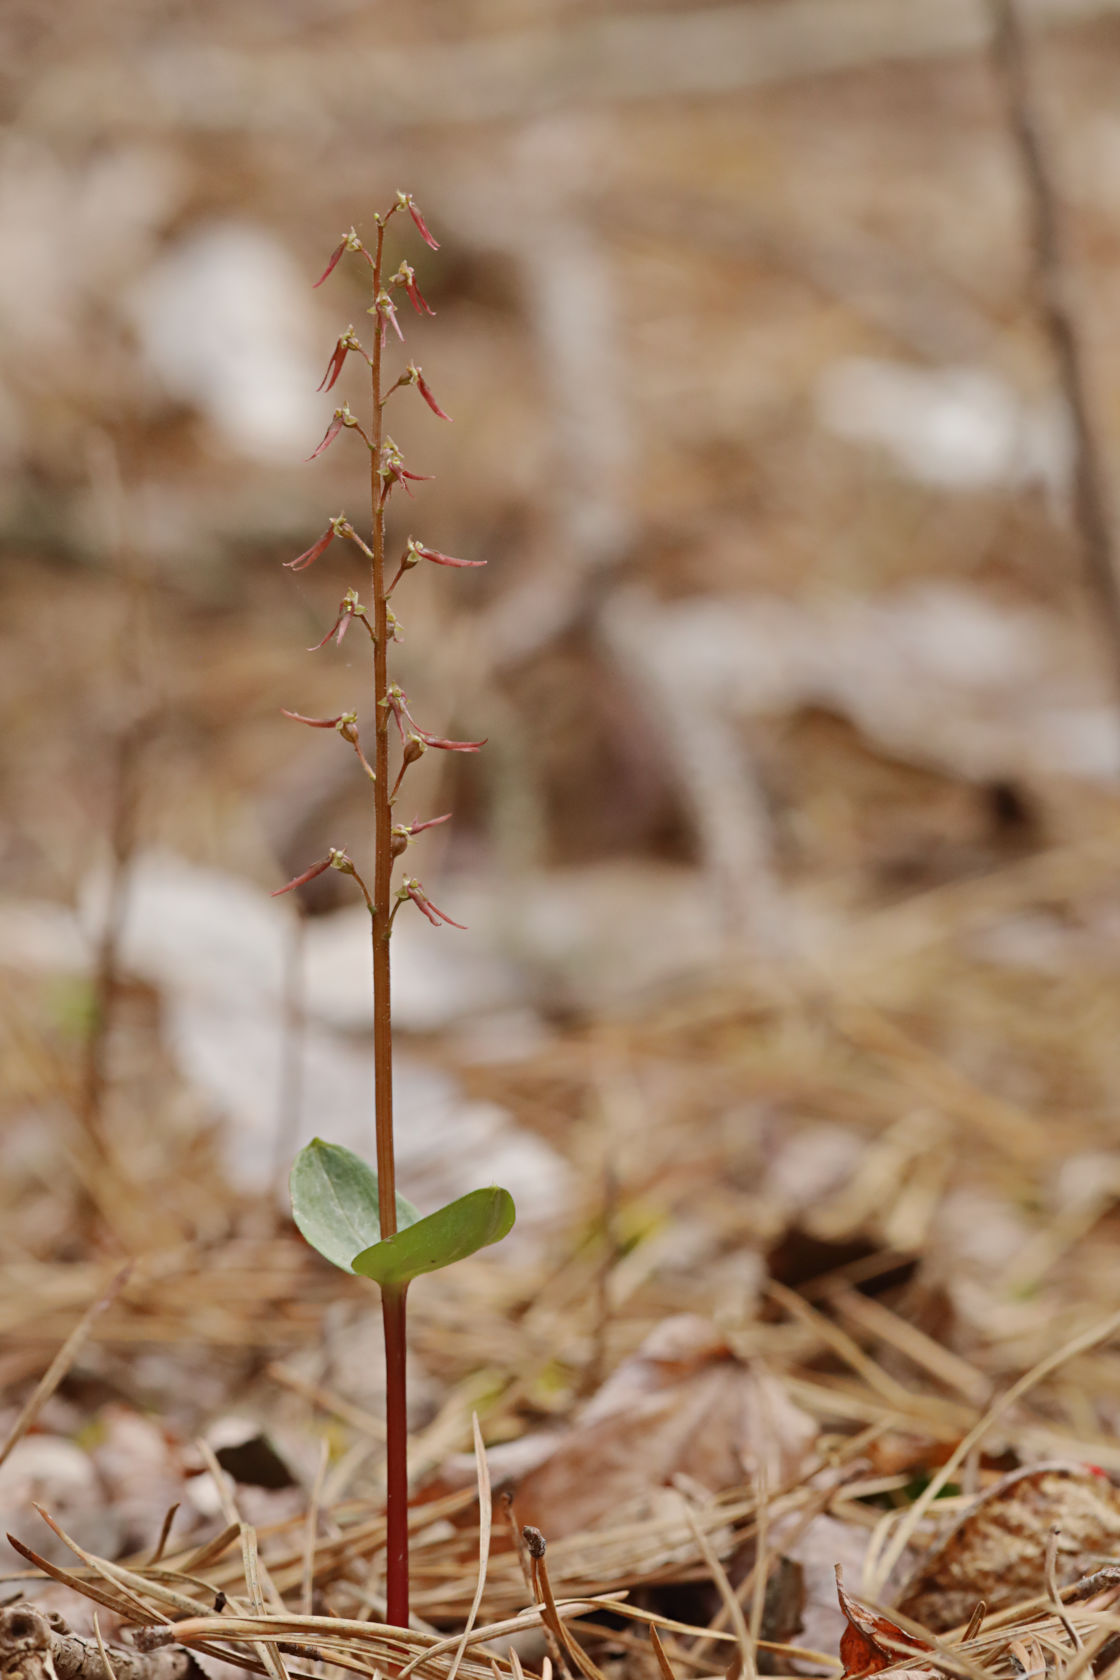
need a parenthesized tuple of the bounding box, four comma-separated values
(1045, 1527, 1082, 1652)
(0, 1265, 130, 1471)
(961, 1604, 986, 1643)
(525, 1531, 609, 1680)
(440, 1416, 491, 1680)
(5, 1531, 145, 1620)
(649, 1625, 677, 1680)
(241, 1523, 292, 1680)
(147, 1504, 181, 1568)
(683, 1506, 755, 1680)
(302, 1437, 330, 1618)
(93, 1614, 122, 1680)
(34, 1504, 175, 1626)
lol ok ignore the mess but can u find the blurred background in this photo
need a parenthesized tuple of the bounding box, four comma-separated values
(9, 0, 1120, 1514)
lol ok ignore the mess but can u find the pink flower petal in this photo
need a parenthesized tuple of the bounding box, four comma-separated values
(415, 369, 452, 422)
(407, 200, 440, 251)
(272, 854, 335, 896)
(281, 708, 347, 728)
(312, 240, 349, 288)
(413, 543, 484, 568)
(285, 526, 336, 571)
(307, 412, 344, 461)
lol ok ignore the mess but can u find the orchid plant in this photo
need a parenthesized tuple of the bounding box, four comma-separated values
(279, 193, 515, 1628)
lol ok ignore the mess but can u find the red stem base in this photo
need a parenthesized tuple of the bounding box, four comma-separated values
(382, 1284, 409, 1627)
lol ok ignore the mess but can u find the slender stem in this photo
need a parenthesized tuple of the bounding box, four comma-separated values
(369, 216, 409, 1629)
(381, 1283, 410, 1626)
(370, 220, 396, 1242)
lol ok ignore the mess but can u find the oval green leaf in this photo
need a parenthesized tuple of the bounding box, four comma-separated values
(351, 1186, 515, 1289)
(290, 1138, 419, 1273)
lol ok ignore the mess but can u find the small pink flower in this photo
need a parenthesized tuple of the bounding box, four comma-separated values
(403, 877, 465, 929)
(285, 514, 354, 571)
(308, 588, 368, 651)
(313, 229, 365, 288)
(313, 240, 349, 289)
(390, 811, 451, 859)
(391, 262, 435, 317)
(318, 328, 367, 393)
(379, 438, 434, 502)
(309, 405, 371, 461)
(406, 537, 484, 569)
(386, 685, 486, 752)
(408, 363, 452, 422)
(286, 525, 336, 571)
(398, 193, 440, 251)
(307, 410, 345, 461)
(375, 289, 404, 348)
(272, 847, 352, 896)
(281, 708, 354, 729)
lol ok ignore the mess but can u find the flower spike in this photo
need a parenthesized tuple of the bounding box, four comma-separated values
(397, 192, 439, 250)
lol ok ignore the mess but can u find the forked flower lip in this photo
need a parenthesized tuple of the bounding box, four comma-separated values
(312, 229, 365, 287)
(409, 364, 452, 422)
(407, 538, 484, 569)
(401, 876, 466, 929)
(385, 685, 486, 752)
(272, 846, 352, 896)
(398, 192, 440, 251)
(286, 524, 336, 571)
(281, 708, 355, 728)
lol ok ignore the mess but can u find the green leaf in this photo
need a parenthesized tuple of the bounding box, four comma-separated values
(351, 1186, 515, 1289)
(290, 1139, 419, 1273)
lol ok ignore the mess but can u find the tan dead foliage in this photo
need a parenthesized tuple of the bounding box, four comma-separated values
(513, 1314, 817, 1539)
(896, 1463, 1120, 1632)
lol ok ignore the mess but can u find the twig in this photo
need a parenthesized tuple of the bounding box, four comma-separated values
(1045, 1526, 1083, 1651)
(0, 1606, 202, 1680)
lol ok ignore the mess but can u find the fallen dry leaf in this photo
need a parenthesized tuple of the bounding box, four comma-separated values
(513, 1314, 817, 1538)
(897, 1462, 1120, 1631)
(836, 1575, 936, 1679)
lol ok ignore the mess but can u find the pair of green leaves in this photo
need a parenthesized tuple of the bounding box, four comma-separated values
(290, 1138, 515, 1290)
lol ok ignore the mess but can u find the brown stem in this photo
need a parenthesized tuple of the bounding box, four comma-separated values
(381, 1283, 409, 1626)
(369, 215, 408, 1628)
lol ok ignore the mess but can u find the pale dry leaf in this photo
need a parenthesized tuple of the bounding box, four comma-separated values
(514, 1315, 817, 1538)
(897, 1463, 1120, 1632)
